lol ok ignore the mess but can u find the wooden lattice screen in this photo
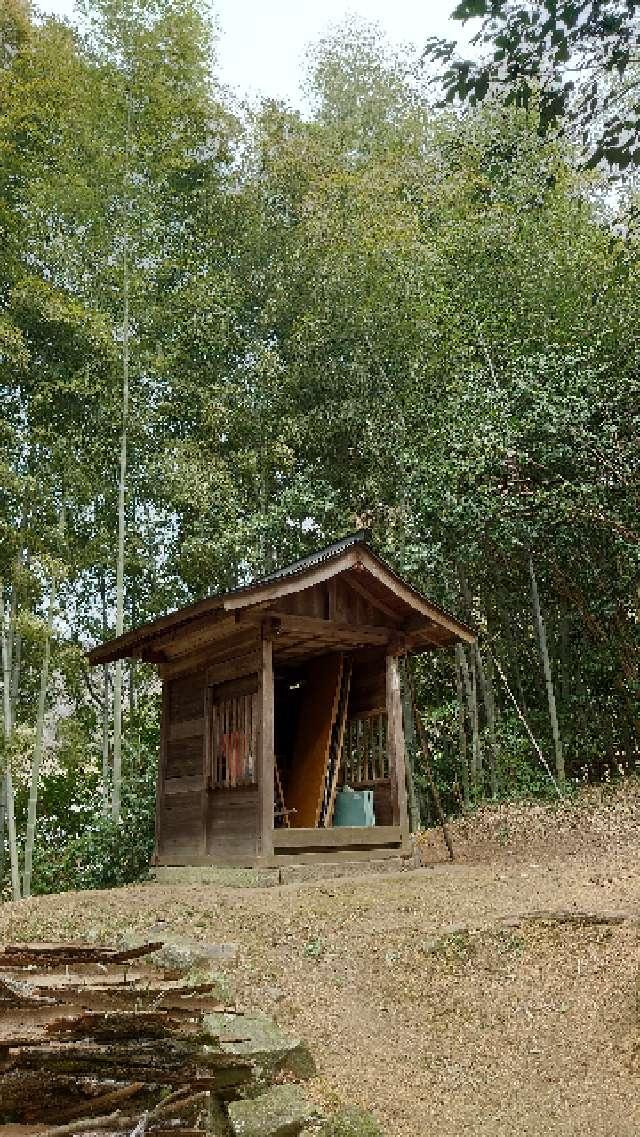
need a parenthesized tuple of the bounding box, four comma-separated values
(208, 690, 258, 788)
(343, 713, 388, 784)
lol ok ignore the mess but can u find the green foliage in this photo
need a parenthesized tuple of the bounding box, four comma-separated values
(1, 5, 638, 895)
(29, 764, 156, 895)
(427, 1, 640, 170)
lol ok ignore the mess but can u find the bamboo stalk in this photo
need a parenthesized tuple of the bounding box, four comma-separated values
(474, 644, 498, 798)
(457, 645, 480, 797)
(23, 503, 65, 897)
(1, 587, 21, 899)
(489, 647, 561, 796)
(406, 664, 454, 861)
(112, 90, 133, 824)
(454, 646, 470, 809)
(529, 558, 565, 789)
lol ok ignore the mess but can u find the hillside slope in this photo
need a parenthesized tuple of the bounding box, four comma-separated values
(1, 783, 639, 1136)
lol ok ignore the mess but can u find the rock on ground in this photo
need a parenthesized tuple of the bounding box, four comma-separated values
(204, 1011, 316, 1082)
(228, 1083, 322, 1136)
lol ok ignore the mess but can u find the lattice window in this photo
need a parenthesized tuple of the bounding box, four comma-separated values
(343, 713, 388, 785)
(208, 690, 258, 788)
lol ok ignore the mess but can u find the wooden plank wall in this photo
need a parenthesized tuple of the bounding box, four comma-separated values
(157, 672, 206, 862)
(157, 664, 262, 865)
(273, 578, 397, 627)
(206, 786, 259, 863)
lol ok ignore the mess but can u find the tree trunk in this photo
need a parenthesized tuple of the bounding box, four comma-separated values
(0, 763, 6, 882)
(454, 645, 470, 809)
(23, 505, 65, 898)
(457, 645, 479, 796)
(100, 573, 110, 816)
(529, 558, 565, 789)
(406, 665, 454, 861)
(471, 662, 483, 789)
(501, 612, 528, 714)
(1, 588, 21, 900)
(112, 93, 132, 824)
(474, 644, 498, 798)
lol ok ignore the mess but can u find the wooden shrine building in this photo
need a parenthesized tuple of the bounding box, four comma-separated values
(88, 534, 475, 870)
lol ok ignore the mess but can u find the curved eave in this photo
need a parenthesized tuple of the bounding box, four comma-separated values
(87, 542, 475, 667)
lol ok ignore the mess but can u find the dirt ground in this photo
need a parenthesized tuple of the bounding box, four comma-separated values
(1, 782, 640, 1136)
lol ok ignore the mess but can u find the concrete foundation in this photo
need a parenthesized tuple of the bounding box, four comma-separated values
(150, 853, 418, 889)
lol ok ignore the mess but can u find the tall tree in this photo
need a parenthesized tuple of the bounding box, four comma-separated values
(428, 1, 640, 168)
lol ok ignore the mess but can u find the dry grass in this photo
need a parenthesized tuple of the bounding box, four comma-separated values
(419, 778, 640, 867)
(1, 783, 640, 1135)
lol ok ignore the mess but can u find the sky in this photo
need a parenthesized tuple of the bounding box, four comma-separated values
(39, 0, 471, 106)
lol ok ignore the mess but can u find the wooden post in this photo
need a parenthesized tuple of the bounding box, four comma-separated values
(386, 653, 409, 837)
(153, 681, 170, 865)
(257, 627, 275, 862)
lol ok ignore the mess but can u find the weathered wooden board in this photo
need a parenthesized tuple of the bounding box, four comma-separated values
(165, 736, 203, 780)
(169, 673, 206, 723)
(159, 790, 203, 853)
(273, 824, 401, 849)
(349, 656, 386, 717)
(207, 786, 259, 859)
(286, 654, 343, 828)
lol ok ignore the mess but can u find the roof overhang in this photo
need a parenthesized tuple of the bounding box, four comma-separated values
(88, 542, 475, 667)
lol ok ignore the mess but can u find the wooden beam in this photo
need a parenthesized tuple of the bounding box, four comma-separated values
(273, 825, 401, 849)
(386, 654, 409, 835)
(356, 552, 476, 643)
(343, 571, 405, 624)
(158, 633, 259, 680)
(273, 613, 392, 646)
(274, 846, 405, 865)
(150, 615, 239, 660)
(257, 627, 274, 861)
(88, 604, 228, 665)
(205, 650, 260, 687)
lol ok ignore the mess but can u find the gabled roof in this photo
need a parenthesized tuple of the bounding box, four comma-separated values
(88, 534, 475, 666)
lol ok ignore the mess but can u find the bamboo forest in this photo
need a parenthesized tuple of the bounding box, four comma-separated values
(1, 0, 639, 901)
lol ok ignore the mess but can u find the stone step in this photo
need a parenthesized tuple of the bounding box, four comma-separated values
(151, 852, 418, 889)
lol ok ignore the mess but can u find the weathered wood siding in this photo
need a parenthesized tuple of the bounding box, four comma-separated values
(273, 577, 401, 628)
(156, 672, 206, 862)
(157, 666, 261, 866)
(206, 786, 259, 863)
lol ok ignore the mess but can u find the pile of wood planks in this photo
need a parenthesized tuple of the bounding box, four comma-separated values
(0, 941, 256, 1135)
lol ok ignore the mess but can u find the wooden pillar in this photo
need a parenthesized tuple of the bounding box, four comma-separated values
(153, 680, 170, 865)
(257, 627, 275, 862)
(386, 652, 409, 836)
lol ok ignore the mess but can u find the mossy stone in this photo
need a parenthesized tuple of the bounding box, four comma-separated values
(228, 1083, 321, 1136)
(204, 1011, 316, 1081)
